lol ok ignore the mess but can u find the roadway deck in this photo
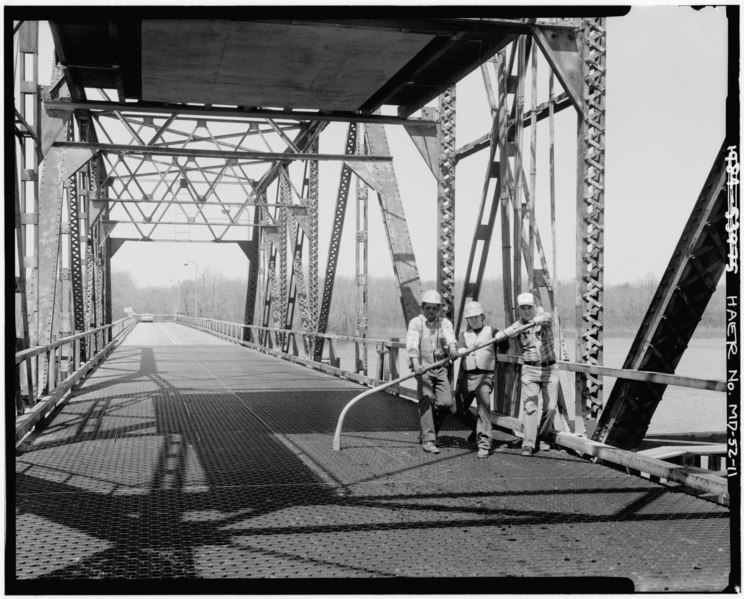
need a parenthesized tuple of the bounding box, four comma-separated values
(13, 323, 733, 593)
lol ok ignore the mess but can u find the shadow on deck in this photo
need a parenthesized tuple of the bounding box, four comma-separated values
(12, 341, 733, 593)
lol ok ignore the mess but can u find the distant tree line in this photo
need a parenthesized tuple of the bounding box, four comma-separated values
(113, 271, 725, 339)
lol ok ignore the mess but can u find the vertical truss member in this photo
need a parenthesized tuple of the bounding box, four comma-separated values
(575, 17, 607, 425)
(438, 87, 456, 319)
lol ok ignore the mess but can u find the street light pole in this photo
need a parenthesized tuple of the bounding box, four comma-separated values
(169, 279, 181, 314)
(183, 261, 198, 317)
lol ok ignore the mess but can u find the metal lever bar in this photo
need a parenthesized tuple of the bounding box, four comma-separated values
(332, 319, 538, 450)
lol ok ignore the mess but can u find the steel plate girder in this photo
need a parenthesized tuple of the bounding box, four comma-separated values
(346, 123, 422, 325)
(404, 107, 440, 179)
(594, 142, 730, 450)
(244, 215, 261, 338)
(530, 25, 583, 114)
(37, 147, 97, 345)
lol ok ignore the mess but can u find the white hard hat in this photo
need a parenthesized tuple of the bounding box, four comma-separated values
(463, 301, 484, 318)
(517, 292, 535, 307)
(421, 290, 442, 305)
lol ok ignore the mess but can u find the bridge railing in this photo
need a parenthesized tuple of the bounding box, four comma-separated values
(174, 314, 727, 402)
(14, 316, 137, 443)
(175, 315, 416, 397)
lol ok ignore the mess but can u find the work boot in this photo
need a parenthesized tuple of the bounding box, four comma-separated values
(422, 441, 440, 454)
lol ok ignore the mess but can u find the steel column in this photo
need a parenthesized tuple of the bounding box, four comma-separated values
(575, 17, 607, 427)
(315, 123, 357, 361)
(455, 55, 503, 333)
(437, 87, 456, 319)
(355, 132, 369, 374)
(243, 206, 261, 342)
(307, 137, 320, 337)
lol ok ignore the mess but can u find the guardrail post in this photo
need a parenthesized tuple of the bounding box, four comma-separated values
(48, 347, 56, 395)
(388, 338, 400, 379)
(328, 338, 339, 368)
(355, 341, 363, 373)
(376, 343, 386, 380)
(15, 362, 24, 414)
(74, 338, 81, 370)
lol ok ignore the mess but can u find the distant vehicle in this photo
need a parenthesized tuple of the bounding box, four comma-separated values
(140, 314, 154, 323)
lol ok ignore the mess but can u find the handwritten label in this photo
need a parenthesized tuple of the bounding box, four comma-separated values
(725, 146, 739, 273)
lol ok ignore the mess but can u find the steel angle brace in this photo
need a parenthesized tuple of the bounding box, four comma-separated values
(333, 320, 537, 451)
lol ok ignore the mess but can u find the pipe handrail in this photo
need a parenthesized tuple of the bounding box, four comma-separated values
(178, 315, 403, 347)
(176, 315, 727, 394)
(333, 322, 534, 451)
(15, 317, 135, 363)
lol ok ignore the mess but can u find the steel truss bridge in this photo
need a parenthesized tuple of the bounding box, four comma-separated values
(12, 10, 733, 489)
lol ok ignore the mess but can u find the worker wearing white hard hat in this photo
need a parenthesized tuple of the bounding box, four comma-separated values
(454, 301, 510, 458)
(503, 291, 559, 456)
(405, 289, 459, 454)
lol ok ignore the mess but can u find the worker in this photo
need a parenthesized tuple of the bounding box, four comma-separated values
(455, 301, 510, 458)
(504, 292, 559, 456)
(406, 290, 460, 454)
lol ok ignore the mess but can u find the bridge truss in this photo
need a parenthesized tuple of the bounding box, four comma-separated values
(11, 13, 729, 450)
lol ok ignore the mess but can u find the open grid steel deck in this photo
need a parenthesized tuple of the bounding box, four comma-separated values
(12, 327, 733, 593)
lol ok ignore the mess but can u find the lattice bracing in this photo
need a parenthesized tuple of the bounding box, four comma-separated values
(576, 17, 607, 419)
(438, 87, 456, 318)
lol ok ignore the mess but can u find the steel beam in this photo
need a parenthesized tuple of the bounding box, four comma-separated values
(347, 123, 423, 325)
(595, 142, 729, 450)
(437, 87, 457, 319)
(44, 99, 438, 128)
(36, 146, 96, 394)
(54, 141, 391, 162)
(574, 17, 606, 428)
(315, 123, 358, 361)
(68, 168, 86, 352)
(530, 25, 583, 113)
(243, 209, 261, 341)
(456, 56, 503, 333)
(355, 132, 369, 374)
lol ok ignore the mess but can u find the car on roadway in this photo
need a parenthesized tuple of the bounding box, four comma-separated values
(140, 314, 154, 323)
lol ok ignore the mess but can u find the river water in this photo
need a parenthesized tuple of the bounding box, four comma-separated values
(324, 334, 727, 436)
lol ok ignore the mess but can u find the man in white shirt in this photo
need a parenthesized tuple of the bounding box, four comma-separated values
(406, 290, 460, 454)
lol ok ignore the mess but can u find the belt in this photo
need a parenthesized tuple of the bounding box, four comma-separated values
(523, 360, 555, 367)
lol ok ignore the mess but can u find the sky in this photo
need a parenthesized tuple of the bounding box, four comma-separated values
(29, 6, 730, 290)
